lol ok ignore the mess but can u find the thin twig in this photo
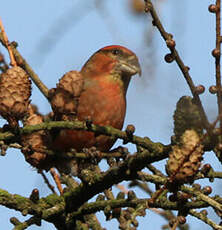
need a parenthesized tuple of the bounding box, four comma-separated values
(0, 31, 49, 99)
(129, 179, 187, 230)
(0, 18, 16, 67)
(129, 180, 153, 195)
(215, 0, 222, 130)
(59, 150, 125, 160)
(147, 164, 165, 177)
(39, 170, 57, 195)
(60, 174, 79, 189)
(11, 216, 41, 230)
(50, 168, 63, 195)
(171, 219, 179, 230)
(182, 187, 222, 213)
(189, 209, 222, 230)
(144, 0, 211, 134)
(83, 214, 104, 230)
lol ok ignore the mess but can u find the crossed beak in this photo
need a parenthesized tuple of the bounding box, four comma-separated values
(119, 55, 142, 77)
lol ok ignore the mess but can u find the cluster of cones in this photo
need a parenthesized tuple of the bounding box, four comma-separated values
(166, 129, 204, 184)
(0, 66, 83, 171)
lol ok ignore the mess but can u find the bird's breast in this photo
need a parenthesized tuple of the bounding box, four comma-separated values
(77, 78, 126, 129)
(53, 77, 127, 152)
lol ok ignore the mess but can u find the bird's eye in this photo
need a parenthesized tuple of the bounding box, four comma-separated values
(111, 49, 120, 55)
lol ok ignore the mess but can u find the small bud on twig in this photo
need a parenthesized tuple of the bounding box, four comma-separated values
(132, 219, 139, 227)
(0, 144, 8, 156)
(104, 205, 112, 220)
(185, 66, 190, 72)
(127, 190, 136, 200)
(29, 188, 40, 203)
(10, 217, 21, 226)
(209, 85, 217, 94)
(126, 124, 135, 136)
(144, 1, 150, 13)
(178, 216, 186, 225)
(11, 41, 18, 48)
(166, 39, 176, 49)
(22, 209, 28, 216)
(212, 48, 220, 58)
(195, 85, 205, 95)
(117, 192, 125, 199)
(167, 33, 173, 39)
(164, 53, 174, 63)
(201, 164, 212, 175)
(124, 124, 135, 144)
(200, 210, 208, 216)
(178, 192, 191, 201)
(208, 4, 218, 13)
(202, 186, 212, 195)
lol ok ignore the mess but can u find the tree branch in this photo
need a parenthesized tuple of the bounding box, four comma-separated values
(0, 120, 170, 155)
(189, 209, 222, 230)
(11, 216, 41, 230)
(64, 148, 168, 212)
(214, 0, 222, 130)
(144, 0, 211, 134)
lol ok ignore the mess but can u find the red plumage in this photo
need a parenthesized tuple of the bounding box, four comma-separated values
(50, 45, 141, 152)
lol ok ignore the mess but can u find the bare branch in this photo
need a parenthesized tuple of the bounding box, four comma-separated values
(144, 0, 211, 134)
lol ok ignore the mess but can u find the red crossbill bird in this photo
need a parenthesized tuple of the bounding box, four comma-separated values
(49, 45, 141, 153)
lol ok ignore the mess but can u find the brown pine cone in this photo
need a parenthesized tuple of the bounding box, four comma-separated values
(166, 130, 203, 184)
(0, 66, 31, 127)
(49, 70, 84, 120)
(21, 105, 52, 170)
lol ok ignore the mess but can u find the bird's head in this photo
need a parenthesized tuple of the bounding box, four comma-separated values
(81, 45, 141, 93)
